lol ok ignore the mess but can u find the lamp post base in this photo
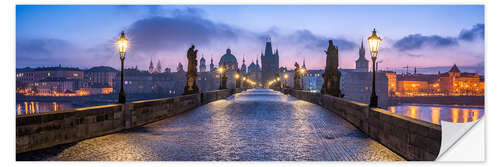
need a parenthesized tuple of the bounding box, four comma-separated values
(369, 94, 378, 108)
(119, 91, 126, 104)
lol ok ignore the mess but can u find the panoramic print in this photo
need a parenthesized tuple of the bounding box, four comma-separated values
(16, 5, 484, 161)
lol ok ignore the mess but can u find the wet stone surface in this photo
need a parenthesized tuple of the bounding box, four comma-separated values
(17, 89, 404, 161)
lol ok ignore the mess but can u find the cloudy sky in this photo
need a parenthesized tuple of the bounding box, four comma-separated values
(16, 5, 484, 74)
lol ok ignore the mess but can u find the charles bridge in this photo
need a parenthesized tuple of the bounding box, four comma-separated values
(17, 88, 441, 161)
(17, 38, 441, 161)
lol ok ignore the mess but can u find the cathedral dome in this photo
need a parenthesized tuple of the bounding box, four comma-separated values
(219, 48, 238, 71)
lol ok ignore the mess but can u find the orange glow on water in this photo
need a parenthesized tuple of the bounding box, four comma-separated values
(431, 107, 440, 124)
(472, 109, 479, 121)
(53, 102, 57, 112)
(24, 102, 28, 115)
(17, 104, 21, 115)
(408, 106, 418, 119)
(462, 109, 469, 122)
(451, 108, 460, 123)
(30, 101, 35, 114)
(389, 106, 396, 113)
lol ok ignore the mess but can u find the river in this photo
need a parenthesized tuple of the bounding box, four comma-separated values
(388, 104, 484, 125)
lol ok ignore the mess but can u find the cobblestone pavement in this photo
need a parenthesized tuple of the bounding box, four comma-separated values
(17, 89, 404, 161)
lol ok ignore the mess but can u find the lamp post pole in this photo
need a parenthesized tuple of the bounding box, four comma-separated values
(219, 71, 223, 90)
(368, 28, 382, 108)
(119, 55, 126, 103)
(218, 66, 225, 90)
(370, 56, 377, 107)
(117, 31, 128, 104)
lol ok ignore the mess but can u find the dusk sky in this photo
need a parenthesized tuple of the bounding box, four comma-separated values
(16, 5, 484, 74)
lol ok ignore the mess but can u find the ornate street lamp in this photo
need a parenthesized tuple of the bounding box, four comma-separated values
(217, 66, 225, 89)
(300, 67, 306, 90)
(368, 28, 382, 107)
(284, 73, 289, 87)
(242, 76, 247, 88)
(116, 31, 128, 104)
(235, 72, 241, 88)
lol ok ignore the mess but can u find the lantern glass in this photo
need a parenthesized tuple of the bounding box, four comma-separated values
(117, 31, 128, 54)
(368, 29, 381, 55)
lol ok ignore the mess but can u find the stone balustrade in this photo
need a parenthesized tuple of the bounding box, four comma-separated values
(16, 88, 243, 154)
(284, 88, 441, 161)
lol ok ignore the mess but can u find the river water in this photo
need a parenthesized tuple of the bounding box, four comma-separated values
(388, 104, 484, 125)
(16, 101, 75, 115)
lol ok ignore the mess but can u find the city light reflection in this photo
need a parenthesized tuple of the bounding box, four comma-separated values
(472, 109, 479, 121)
(408, 106, 418, 119)
(16, 101, 73, 115)
(451, 108, 459, 123)
(390, 105, 484, 125)
(389, 106, 396, 113)
(17, 104, 21, 115)
(431, 107, 440, 125)
(462, 109, 469, 122)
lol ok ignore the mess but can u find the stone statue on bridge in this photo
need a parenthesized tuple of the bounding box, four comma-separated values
(321, 40, 343, 97)
(183, 45, 200, 95)
(293, 62, 301, 90)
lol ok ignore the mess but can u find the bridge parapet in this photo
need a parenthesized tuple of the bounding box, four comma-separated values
(16, 88, 244, 154)
(283, 88, 442, 161)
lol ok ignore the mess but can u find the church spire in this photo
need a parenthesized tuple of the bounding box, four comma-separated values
(148, 58, 155, 74)
(156, 59, 162, 73)
(358, 40, 367, 60)
(361, 39, 364, 49)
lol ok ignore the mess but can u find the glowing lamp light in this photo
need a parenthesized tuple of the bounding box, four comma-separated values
(300, 68, 306, 74)
(217, 67, 225, 74)
(368, 28, 382, 56)
(284, 74, 288, 79)
(116, 31, 128, 55)
(235, 74, 240, 79)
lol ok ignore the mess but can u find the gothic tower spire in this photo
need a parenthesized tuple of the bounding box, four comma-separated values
(148, 58, 155, 74)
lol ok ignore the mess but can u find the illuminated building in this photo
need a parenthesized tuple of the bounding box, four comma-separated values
(436, 64, 484, 96)
(16, 65, 84, 96)
(35, 77, 81, 96)
(394, 64, 484, 96)
(386, 72, 397, 96)
(396, 74, 436, 96)
(84, 66, 118, 89)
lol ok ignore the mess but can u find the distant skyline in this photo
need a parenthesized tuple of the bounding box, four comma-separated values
(16, 5, 484, 74)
